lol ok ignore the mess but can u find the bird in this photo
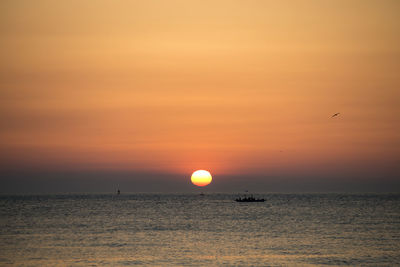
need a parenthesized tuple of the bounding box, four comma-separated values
(331, 112, 340, 118)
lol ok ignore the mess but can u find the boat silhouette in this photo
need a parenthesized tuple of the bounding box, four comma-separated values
(235, 195, 265, 202)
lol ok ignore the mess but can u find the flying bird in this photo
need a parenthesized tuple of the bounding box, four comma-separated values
(331, 112, 340, 118)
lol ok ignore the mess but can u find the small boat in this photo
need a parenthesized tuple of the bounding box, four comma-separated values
(235, 195, 265, 202)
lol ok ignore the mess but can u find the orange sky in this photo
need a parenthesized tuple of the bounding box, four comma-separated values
(1, 0, 399, 182)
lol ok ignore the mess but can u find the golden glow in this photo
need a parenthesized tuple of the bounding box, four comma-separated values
(0, 1, 399, 178)
(191, 170, 212, 187)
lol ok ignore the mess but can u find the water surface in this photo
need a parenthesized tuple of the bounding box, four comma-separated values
(1, 193, 399, 266)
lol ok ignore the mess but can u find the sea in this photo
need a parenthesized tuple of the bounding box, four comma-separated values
(1, 193, 399, 266)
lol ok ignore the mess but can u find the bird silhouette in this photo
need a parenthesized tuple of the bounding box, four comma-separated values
(331, 112, 340, 118)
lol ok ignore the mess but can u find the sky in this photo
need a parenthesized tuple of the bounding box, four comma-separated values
(1, 0, 399, 193)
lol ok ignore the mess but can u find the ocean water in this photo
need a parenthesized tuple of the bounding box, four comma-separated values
(1, 193, 399, 266)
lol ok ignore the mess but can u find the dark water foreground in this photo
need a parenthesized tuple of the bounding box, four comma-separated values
(1, 193, 399, 266)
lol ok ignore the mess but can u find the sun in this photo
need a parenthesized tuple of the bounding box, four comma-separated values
(191, 170, 212, 187)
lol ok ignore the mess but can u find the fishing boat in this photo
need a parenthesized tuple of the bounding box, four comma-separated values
(235, 195, 265, 202)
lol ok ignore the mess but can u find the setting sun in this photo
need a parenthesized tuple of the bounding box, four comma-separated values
(191, 170, 212, 187)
